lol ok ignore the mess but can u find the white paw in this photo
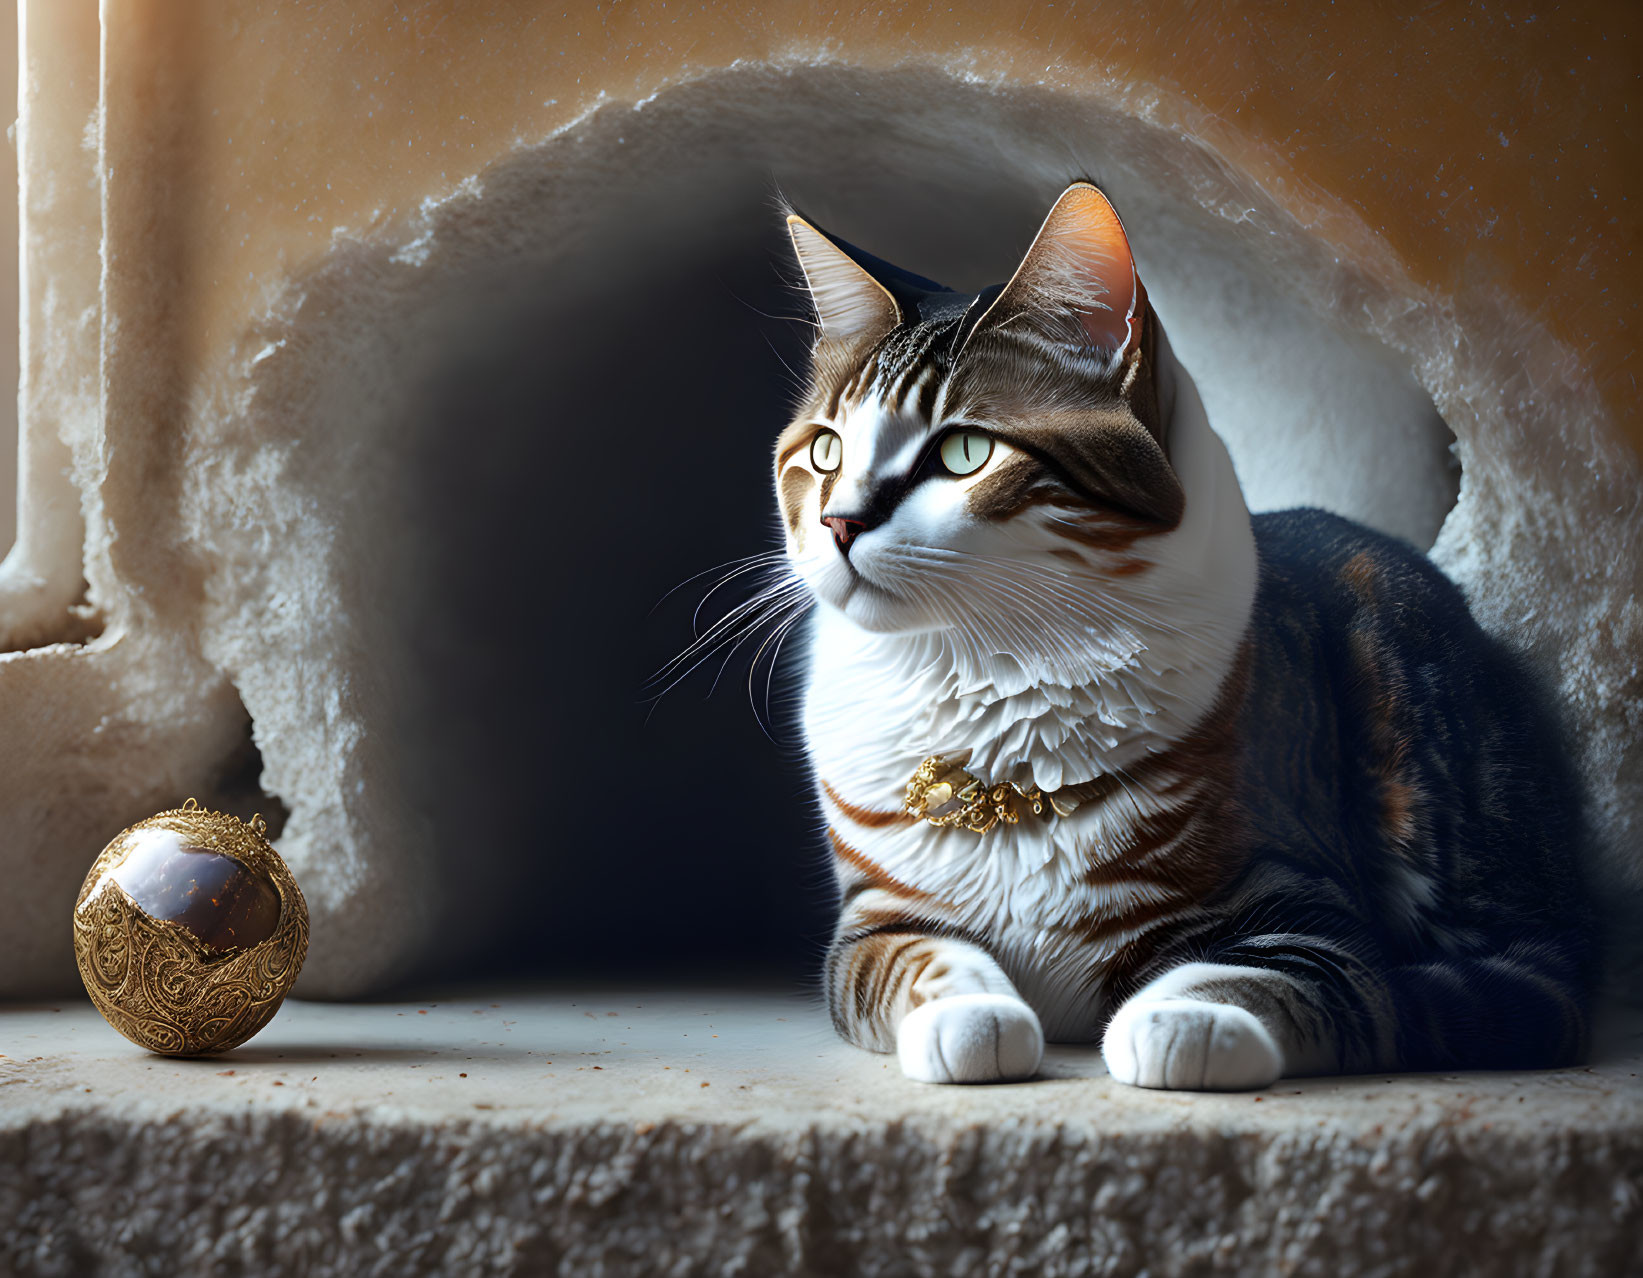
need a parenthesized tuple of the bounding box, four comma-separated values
(896, 993, 1044, 1084)
(1102, 997, 1282, 1091)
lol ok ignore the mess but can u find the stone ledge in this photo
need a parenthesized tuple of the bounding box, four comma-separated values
(3, 989, 1641, 1276)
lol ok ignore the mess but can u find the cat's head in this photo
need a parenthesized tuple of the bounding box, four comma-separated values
(775, 182, 1187, 645)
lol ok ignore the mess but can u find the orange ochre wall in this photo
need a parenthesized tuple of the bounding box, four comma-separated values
(111, 0, 1640, 450)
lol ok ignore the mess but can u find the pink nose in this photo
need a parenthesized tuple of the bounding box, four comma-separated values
(821, 516, 866, 553)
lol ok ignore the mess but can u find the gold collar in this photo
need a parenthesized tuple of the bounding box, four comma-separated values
(902, 751, 1120, 834)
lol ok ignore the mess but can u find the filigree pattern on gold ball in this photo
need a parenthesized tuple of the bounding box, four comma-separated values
(72, 800, 308, 1056)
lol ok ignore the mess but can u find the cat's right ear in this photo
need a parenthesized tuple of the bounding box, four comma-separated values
(963, 182, 1142, 359)
(786, 215, 902, 344)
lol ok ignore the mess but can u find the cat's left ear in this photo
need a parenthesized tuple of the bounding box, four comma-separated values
(967, 182, 1144, 358)
(786, 214, 903, 345)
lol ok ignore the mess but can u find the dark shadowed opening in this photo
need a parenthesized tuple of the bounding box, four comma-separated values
(392, 203, 831, 983)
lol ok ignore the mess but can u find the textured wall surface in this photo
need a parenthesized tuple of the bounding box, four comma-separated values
(0, 2, 17, 552)
(0, 1, 1636, 1000)
(4, 991, 1642, 1277)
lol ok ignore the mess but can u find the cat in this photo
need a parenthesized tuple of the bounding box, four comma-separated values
(772, 181, 1597, 1089)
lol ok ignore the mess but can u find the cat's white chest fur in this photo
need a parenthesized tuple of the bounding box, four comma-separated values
(804, 623, 1197, 1038)
(800, 359, 1258, 1040)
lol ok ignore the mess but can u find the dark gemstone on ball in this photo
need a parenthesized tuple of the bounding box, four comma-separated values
(106, 826, 282, 952)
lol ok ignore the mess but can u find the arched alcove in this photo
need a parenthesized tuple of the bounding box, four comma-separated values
(202, 65, 1473, 990)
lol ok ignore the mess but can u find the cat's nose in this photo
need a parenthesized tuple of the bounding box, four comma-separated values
(821, 515, 867, 555)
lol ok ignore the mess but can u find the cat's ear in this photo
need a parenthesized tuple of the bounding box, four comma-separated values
(786, 214, 902, 344)
(968, 182, 1143, 357)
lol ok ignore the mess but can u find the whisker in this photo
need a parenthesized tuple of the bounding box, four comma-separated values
(644, 597, 806, 718)
(882, 543, 1223, 656)
(707, 591, 809, 701)
(650, 550, 788, 616)
(687, 554, 797, 632)
(748, 606, 812, 744)
(647, 577, 808, 688)
(880, 547, 1141, 644)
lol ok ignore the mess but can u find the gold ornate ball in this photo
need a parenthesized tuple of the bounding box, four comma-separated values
(72, 800, 309, 1056)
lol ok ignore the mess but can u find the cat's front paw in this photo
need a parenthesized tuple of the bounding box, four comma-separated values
(1102, 997, 1282, 1091)
(897, 993, 1044, 1084)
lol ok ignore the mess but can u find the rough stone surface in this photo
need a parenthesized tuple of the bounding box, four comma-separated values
(3, 989, 1641, 1277)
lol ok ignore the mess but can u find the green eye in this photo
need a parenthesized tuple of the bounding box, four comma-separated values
(811, 429, 842, 473)
(939, 430, 993, 477)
